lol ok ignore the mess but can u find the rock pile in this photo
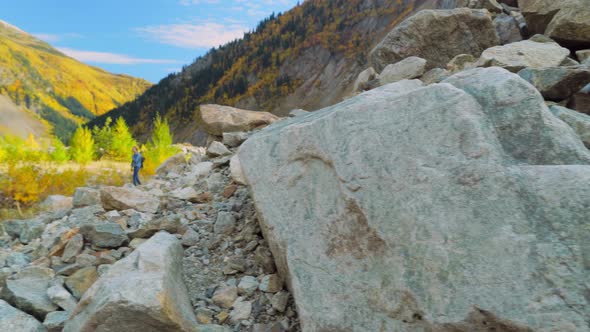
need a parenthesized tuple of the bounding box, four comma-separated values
(0, 120, 299, 331)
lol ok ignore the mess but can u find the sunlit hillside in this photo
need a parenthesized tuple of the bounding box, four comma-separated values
(0, 20, 152, 142)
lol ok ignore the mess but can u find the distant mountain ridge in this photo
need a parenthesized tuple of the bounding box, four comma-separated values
(90, 0, 437, 145)
(0, 20, 152, 141)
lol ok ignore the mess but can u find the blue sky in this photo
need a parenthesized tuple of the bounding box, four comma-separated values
(2, 0, 300, 83)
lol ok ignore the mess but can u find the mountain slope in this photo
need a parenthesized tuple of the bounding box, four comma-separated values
(0, 95, 49, 139)
(89, 0, 434, 145)
(0, 20, 152, 142)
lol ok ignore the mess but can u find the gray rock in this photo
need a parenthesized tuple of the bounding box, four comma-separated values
(230, 155, 247, 185)
(288, 109, 310, 118)
(237, 276, 258, 296)
(270, 292, 289, 313)
(181, 227, 200, 247)
(100, 186, 160, 214)
(577, 49, 590, 64)
(353, 67, 378, 93)
(212, 285, 238, 309)
(170, 187, 200, 201)
(258, 275, 282, 293)
(64, 266, 97, 300)
(229, 298, 252, 323)
(61, 234, 83, 264)
(75, 254, 97, 267)
(42, 195, 73, 212)
(43, 311, 68, 332)
(66, 205, 104, 227)
(126, 214, 181, 239)
(0, 299, 46, 332)
(72, 187, 101, 208)
(64, 232, 200, 332)
(7, 252, 31, 268)
(544, 1, 590, 48)
(80, 223, 128, 248)
(47, 284, 77, 312)
(4, 218, 46, 244)
(155, 153, 194, 176)
(446, 54, 476, 73)
(1, 267, 58, 320)
(549, 105, 590, 146)
(379, 56, 427, 85)
(518, 66, 590, 101)
(420, 68, 450, 85)
(206, 141, 232, 158)
(222, 132, 250, 148)
(96, 264, 110, 277)
(239, 71, 590, 331)
(476, 40, 570, 72)
(370, 8, 499, 71)
(493, 13, 522, 45)
(214, 212, 236, 236)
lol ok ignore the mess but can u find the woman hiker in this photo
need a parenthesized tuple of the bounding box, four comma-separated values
(131, 146, 143, 186)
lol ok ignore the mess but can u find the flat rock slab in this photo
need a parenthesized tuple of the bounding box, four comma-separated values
(100, 186, 160, 214)
(200, 104, 279, 136)
(239, 70, 590, 331)
(476, 40, 570, 72)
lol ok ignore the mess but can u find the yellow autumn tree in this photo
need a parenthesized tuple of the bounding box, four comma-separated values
(69, 126, 95, 164)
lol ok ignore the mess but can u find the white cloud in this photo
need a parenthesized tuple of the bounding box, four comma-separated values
(56, 47, 182, 65)
(33, 33, 61, 42)
(136, 21, 247, 49)
(32, 32, 84, 43)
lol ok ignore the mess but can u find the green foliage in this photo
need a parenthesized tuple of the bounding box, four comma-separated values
(69, 126, 95, 164)
(143, 114, 179, 174)
(109, 117, 137, 161)
(50, 138, 69, 163)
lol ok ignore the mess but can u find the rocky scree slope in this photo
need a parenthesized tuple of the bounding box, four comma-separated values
(0, 134, 299, 331)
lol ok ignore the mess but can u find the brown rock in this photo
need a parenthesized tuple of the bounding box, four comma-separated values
(200, 104, 279, 136)
(65, 266, 98, 299)
(222, 185, 238, 198)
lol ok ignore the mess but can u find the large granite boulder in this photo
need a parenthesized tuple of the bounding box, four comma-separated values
(519, 0, 590, 48)
(64, 232, 221, 332)
(0, 299, 46, 332)
(238, 69, 590, 331)
(199, 104, 279, 136)
(476, 40, 570, 72)
(493, 13, 522, 45)
(518, 66, 590, 101)
(100, 186, 160, 213)
(369, 8, 499, 72)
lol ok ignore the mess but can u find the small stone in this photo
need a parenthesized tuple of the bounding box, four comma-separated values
(129, 238, 147, 249)
(259, 274, 283, 293)
(229, 298, 252, 323)
(238, 276, 259, 296)
(216, 311, 229, 324)
(222, 132, 250, 148)
(56, 263, 83, 276)
(207, 141, 232, 158)
(193, 192, 213, 203)
(47, 284, 78, 312)
(61, 234, 84, 263)
(271, 291, 289, 313)
(43, 310, 69, 332)
(214, 212, 236, 236)
(96, 253, 117, 265)
(97, 264, 111, 277)
(212, 286, 238, 309)
(80, 223, 128, 249)
(65, 266, 98, 299)
(195, 308, 214, 324)
(222, 184, 238, 198)
(75, 253, 97, 267)
(181, 228, 200, 247)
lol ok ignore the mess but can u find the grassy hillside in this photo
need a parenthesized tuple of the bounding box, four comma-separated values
(89, 0, 427, 144)
(0, 20, 152, 142)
